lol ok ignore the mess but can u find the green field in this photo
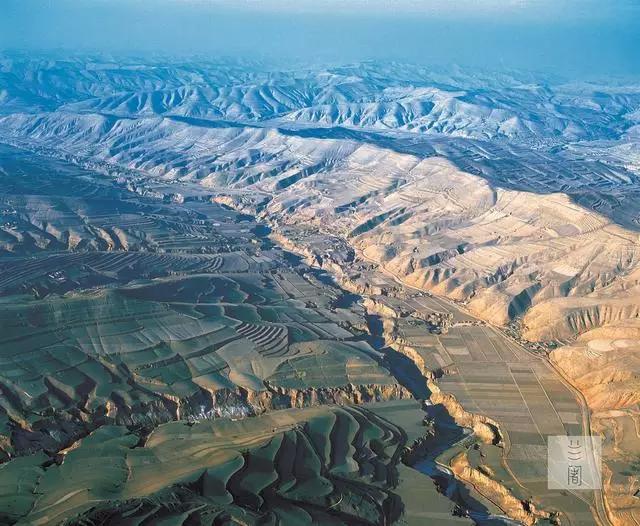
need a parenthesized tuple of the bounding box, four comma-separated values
(0, 402, 464, 526)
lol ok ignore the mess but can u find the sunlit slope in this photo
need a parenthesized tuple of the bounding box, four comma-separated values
(1, 111, 638, 345)
(550, 322, 640, 526)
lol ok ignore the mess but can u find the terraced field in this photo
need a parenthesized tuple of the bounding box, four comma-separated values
(0, 146, 406, 459)
(0, 141, 613, 526)
(1, 53, 639, 526)
(0, 404, 411, 525)
(1, 141, 571, 526)
(270, 224, 612, 525)
(0, 269, 401, 461)
(0, 145, 479, 526)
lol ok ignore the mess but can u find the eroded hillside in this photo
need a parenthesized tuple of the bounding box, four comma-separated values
(1, 55, 639, 526)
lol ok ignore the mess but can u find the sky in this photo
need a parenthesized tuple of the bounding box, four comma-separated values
(1, 0, 639, 78)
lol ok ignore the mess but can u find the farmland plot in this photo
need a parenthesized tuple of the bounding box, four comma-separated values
(0, 403, 466, 526)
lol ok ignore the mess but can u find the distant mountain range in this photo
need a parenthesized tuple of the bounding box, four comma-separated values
(1, 56, 639, 146)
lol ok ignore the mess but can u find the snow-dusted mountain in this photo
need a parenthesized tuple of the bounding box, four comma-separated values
(2, 56, 639, 147)
(1, 55, 639, 230)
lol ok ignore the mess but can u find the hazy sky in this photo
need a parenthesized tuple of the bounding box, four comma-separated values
(2, 0, 639, 78)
